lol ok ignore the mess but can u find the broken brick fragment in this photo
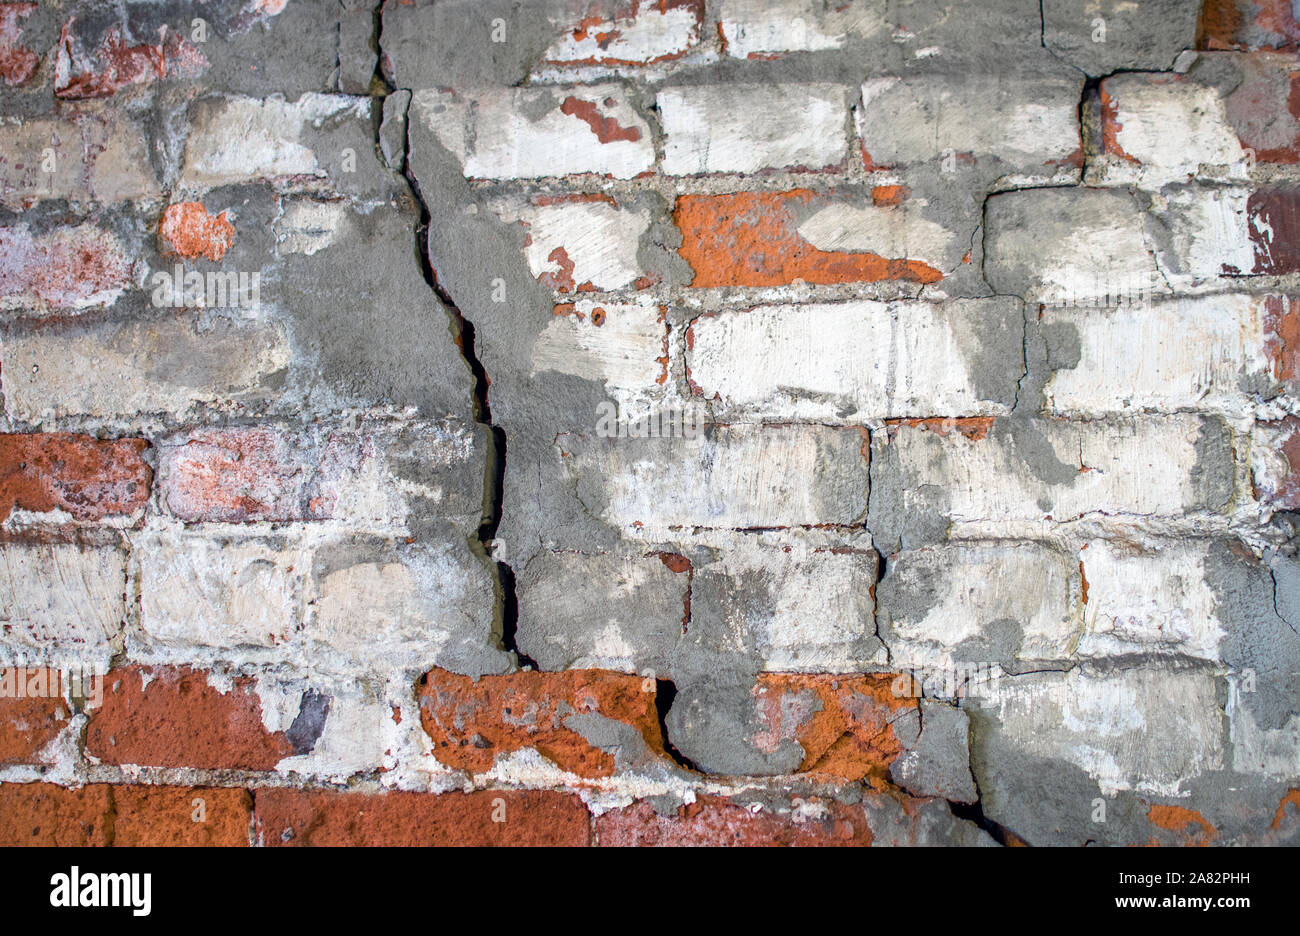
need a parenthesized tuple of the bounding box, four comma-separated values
(418, 667, 664, 777)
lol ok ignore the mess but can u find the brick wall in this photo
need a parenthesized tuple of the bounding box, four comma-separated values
(0, 0, 1298, 847)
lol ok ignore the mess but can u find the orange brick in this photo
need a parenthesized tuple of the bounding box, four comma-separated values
(0, 668, 70, 766)
(752, 674, 914, 783)
(86, 666, 294, 770)
(158, 202, 235, 261)
(418, 667, 664, 778)
(0, 433, 151, 523)
(674, 190, 943, 288)
(0, 783, 112, 846)
(255, 789, 592, 846)
(112, 786, 252, 846)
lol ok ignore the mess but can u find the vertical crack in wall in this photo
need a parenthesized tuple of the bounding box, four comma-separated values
(369, 12, 529, 669)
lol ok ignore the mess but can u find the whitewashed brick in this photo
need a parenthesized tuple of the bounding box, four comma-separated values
(985, 187, 1167, 305)
(794, 198, 967, 269)
(1093, 74, 1248, 187)
(531, 298, 667, 391)
(686, 298, 1021, 421)
(856, 71, 1082, 175)
(1042, 294, 1274, 416)
(0, 544, 126, 666)
(156, 421, 484, 532)
(658, 83, 850, 175)
(487, 195, 652, 291)
(1157, 185, 1255, 280)
(878, 415, 1233, 526)
(137, 533, 304, 651)
(877, 543, 1082, 670)
(0, 316, 290, 422)
(973, 667, 1224, 796)
(717, 0, 882, 57)
(262, 681, 398, 782)
(1076, 540, 1223, 661)
(561, 423, 868, 532)
(413, 85, 654, 180)
(307, 541, 503, 675)
(1251, 416, 1300, 510)
(180, 94, 372, 189)
(541, 0, 702, 65)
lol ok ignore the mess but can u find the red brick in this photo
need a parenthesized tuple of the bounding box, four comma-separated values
(86, 666, 294, 770)
(112, 786, 252, 846)
(596, 795, 873, 846)
(1199, 0, 1300, 51)
(157, 427, 328, 523)
(752, 674, 914, 783)
(1249, 188, 1300, 274)
(53, 19, 206, 99)
(254, 789, 592, 846)
(155, 426, 402, 524)
(158, 202, 236, 261)
(0, 783, 112, 845)
(1264, 295, 1300, 381)
(0, 668, 70, 765)
(0, 3, 39, 86)
(418, 667, 664, 778)
(0, 224, 134, 309)
(0, 433, 151, 524)
(674, 190, 943, 288)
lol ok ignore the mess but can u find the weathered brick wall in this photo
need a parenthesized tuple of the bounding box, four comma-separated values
(0, 0, 1298, 846)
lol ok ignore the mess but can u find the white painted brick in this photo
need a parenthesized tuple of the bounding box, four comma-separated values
(156, 421, 484, 532)
(686, 298, 1021, 421)
(881, 415, 1232, 525)
(561, 423, 868, 532)
(1076, 540, 1223, 661)
(137, 533, 304, 651)
(180, 94, 372, 189)
(878, 542, 1081, 671)
(658, 83, 850, 175)
(794, 199, 967, 270)
(1042, 294, 1273, 416)
(1251, 417, 1300, 510)
(306, 541, 501, 675)
(0, 544, 126, 666)
(413, 85, 654, 180)
(856, 71, 1081, 175)
(541, 0, 702, 65)
(1094, 74, 1248, 187)
(0, 316, 290, 422)
(487, 195, 651, 291)
(1157, 185, 1255, 280)
(692, 532, 879, 672)
(253, 676, 406, 783)
(974, 668, 1224, 796)
(531, 298, 667, 391)
(718, 0, 883, 57)
(985, 187, 1167, 305)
